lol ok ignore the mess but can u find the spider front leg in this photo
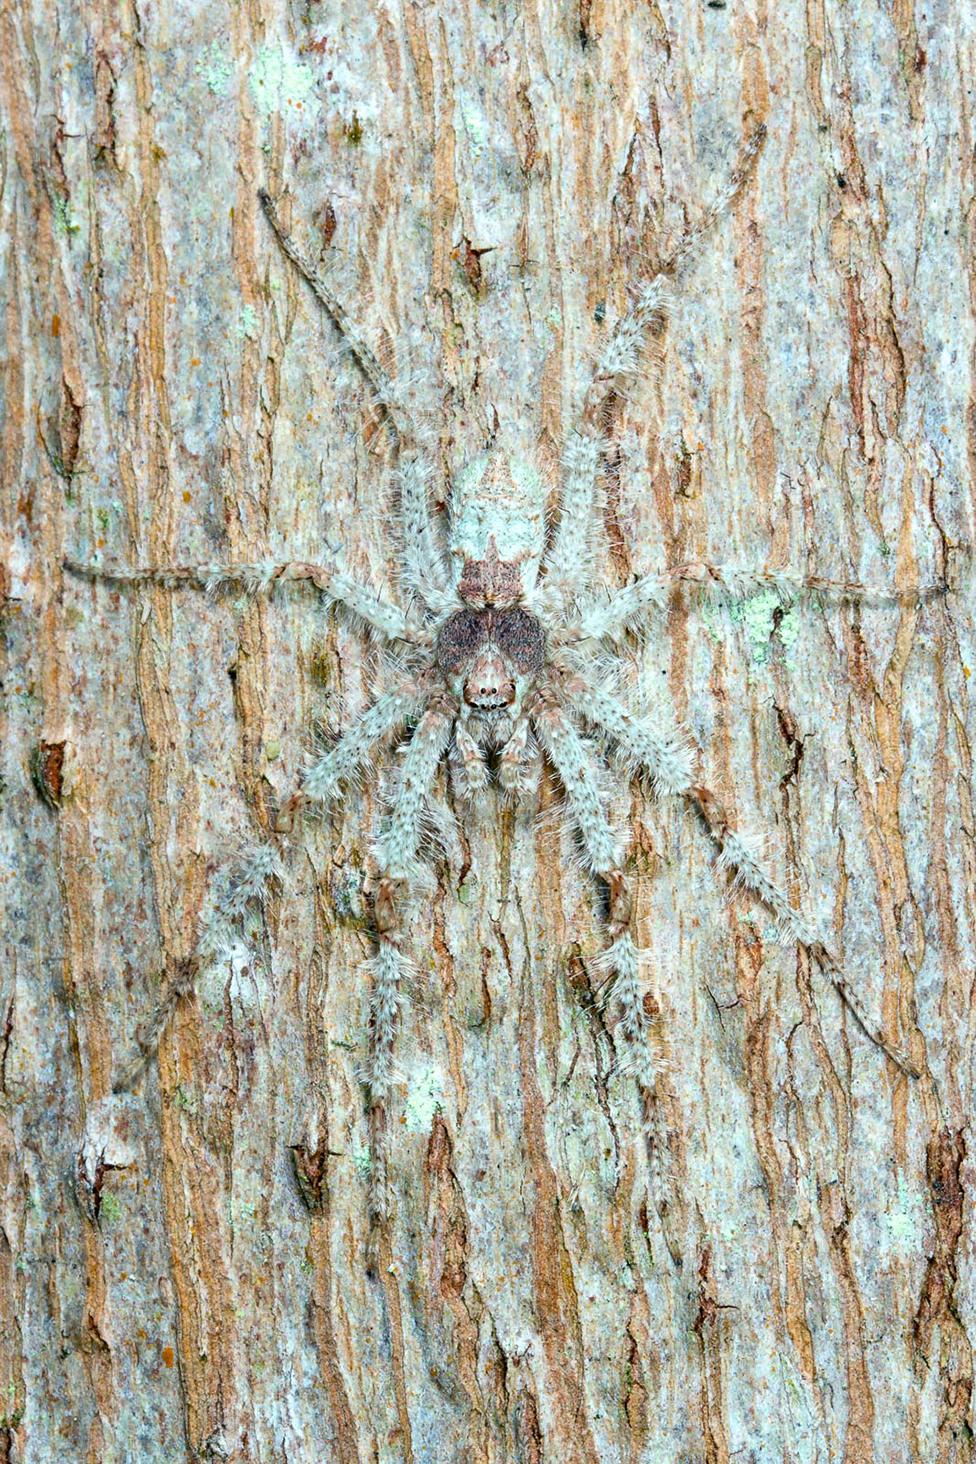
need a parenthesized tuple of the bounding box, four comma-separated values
(397, 455, 458, 618)
(64, 554, 427, 646)
(583, 122, 765, 418)
(561, 677, 919, 1077)
(259, 188, 413, 447)
(366, 697, 455, 1228)
(557, 559, 949, 645)
(539, 128, 766, 624)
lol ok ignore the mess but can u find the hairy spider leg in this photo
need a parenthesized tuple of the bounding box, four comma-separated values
(558, 560, 950, 646)
(112, 845, 283, 1093)
(259, 188, 411, 448)
(689, 782, 920, 1078)
(449, 720, 489, 799)
(531, 699, 651, 1072)
(497, 715, 543, 801)
(64, 556, 425, 644)
(64, 556, 333, 592)
(277, 679, 433, 831)
(530, 697, 673, 1226)
(540, 433, 606, 613)
(540, 126, 767, 619)
(561, 678, 919, 1077)
(397, 456, 457, 616)
(259, 192, 455, 622)
(367, 699, 455, 1227)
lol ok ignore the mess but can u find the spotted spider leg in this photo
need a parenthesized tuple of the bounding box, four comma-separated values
(557, 559, 949, 647)
(367, 698, 456, 1223)
(259, 188, 461, 630)
(559, 675, 918, 1076)
(529, 695, 675, 1223)
(538, 127, 767, 621)
(112, 842, 283, 1093)
(64, 555, 428, 644)
(259, 188, 411, 447)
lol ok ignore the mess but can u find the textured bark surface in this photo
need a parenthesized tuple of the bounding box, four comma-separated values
(2, 1, 975, 1460)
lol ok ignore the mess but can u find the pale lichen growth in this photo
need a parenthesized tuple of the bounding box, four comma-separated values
(728, 586, 800, 667)
(402, 1064, 445, 1133)
(195, 40, 234, 97)
(235, 303, 260, 341)
(248, 44, 319, 122)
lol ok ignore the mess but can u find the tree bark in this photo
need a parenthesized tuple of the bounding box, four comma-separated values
(2, 1, 974, 1461)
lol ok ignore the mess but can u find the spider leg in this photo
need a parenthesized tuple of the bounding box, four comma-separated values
(665, 560, 950, 607)
(497, 715, 543, 802)
(557, 559, 948, 645)
(557, 677, 695, 795)
(538, 434, 605, 614)
(539, 129, 764, 624)
(530, 697, 655, 1082)
(259, 188, 415, 449)
(64, 555, 427, 645)
(448, 719, 489, 800)
(540, 132, 766, 621)
(568, 127, 766, 441)
(689, 782, 919, 1077)
(397, 455, 457, 616)
(113, 843, 282, 1093)
(531, 696, 673, 1232)
(561, 676, 919, 1077)
(276, 679, 433, 831)
(366, 698, 455, 1228)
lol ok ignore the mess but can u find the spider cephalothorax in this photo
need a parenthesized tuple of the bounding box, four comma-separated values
(436, 604, 545, 718)
(67, 128, 926, 1235)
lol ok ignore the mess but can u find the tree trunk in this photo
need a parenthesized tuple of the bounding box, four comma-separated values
(2, 1, 974, 1460)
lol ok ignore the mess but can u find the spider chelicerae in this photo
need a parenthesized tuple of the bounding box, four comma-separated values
(67, 123, 929, 1225)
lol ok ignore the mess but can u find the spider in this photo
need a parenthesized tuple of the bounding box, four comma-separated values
(66, 124, 927, 1228)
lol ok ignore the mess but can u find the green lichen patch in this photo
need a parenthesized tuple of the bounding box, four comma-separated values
(705, 587, 803, 671)
(235, 303, 260, 340)
(195, 40, 234, 97)
(249, 44, 318, 120)
(402, 1064, 444, 1134)
(53, 195, 81, 236)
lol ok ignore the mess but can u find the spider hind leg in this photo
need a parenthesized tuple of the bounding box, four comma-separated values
(364, 701, 455, 1228)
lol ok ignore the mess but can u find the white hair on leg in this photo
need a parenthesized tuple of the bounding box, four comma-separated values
(397, 454, 458, 616)
(295, 681, 431, 818)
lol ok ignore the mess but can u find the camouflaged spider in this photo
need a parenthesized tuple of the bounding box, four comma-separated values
(67, 124, 927, 1225)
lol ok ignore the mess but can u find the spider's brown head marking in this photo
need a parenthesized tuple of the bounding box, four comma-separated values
(457, 535, 523, 609)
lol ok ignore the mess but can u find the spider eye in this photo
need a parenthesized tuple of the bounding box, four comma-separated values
(436, 610, 489, 673)
(492, 609, 546, 675)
